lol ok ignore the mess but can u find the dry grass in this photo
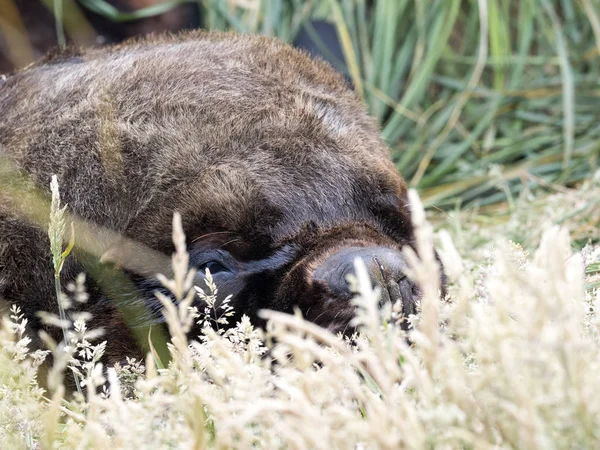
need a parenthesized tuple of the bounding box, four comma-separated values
(1, 183, 599, 449)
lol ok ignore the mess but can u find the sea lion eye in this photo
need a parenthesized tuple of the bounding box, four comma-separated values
(198, 260, 229, 275)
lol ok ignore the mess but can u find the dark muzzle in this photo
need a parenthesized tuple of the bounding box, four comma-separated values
(313, 246, 419, 324)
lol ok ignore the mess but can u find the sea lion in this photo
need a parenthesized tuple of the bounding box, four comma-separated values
(0, 31, 441, 362)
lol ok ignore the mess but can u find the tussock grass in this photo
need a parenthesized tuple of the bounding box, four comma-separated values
(1, 186, 599, 449)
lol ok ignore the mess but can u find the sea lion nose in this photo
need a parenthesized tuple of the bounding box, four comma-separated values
(313, 246, 418, 317)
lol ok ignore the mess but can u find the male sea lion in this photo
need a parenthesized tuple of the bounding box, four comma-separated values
(0, 31, 440, 362)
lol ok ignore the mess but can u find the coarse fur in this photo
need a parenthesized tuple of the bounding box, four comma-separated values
(0, 31, 423, 363)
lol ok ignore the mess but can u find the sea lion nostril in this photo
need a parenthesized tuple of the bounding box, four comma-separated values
(373, 256, 386, 276)
(372, 254, 408, 288)
(314, 246, 417, 312)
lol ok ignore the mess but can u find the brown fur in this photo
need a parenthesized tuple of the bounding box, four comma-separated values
(0, 31, 419, 363)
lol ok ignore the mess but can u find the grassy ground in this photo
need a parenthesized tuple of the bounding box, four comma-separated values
(1, 185, 599, 449)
